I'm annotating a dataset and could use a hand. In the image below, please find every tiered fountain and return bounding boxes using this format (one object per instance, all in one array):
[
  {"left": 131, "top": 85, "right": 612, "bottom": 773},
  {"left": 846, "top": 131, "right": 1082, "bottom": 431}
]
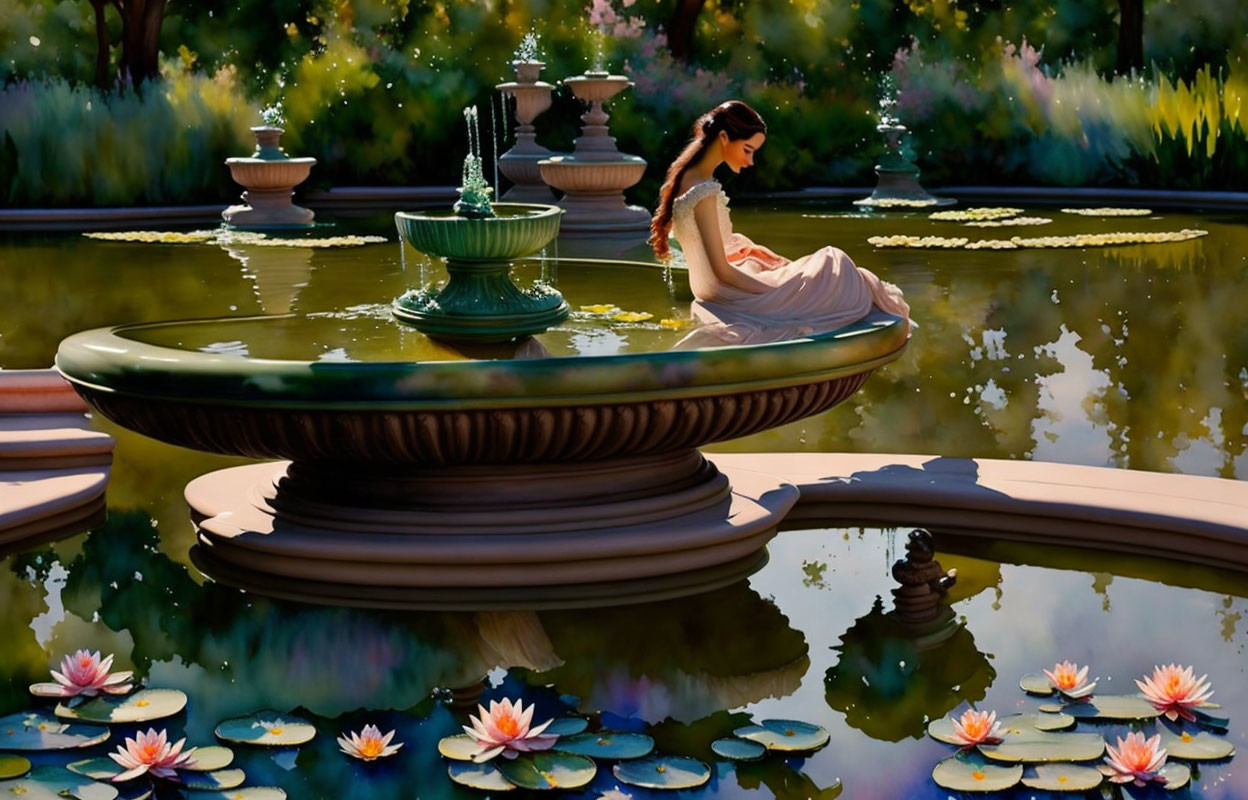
[
  {"left": 496, "top": 34, "right": 559, "bottom": 203},
  {"left": 539, "top": 58, "right": 650, "bottom": 237},
  {"left": 222, "top": 105, "right": 318, "bottom": 229},
  {"left": 392, "top": 106, "right": 569, "bottom": 343},
  {"left": 855, "top": 78, "right": 954, "bottom": 209}
]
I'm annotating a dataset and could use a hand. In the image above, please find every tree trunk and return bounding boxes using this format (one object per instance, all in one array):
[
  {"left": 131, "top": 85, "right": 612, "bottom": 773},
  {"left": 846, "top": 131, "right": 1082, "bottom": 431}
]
[
  {"left": 668, "top": 0, "right": 708, "bottom": 62},
  {"left": 114, "top": 0, "right": 166, "bottom": 89},
  {"left": 1116, "top": 0, "right": 1144, "bottom": 74},
  {"left": 90, "top": 0, "right": 110, "bottom": 89}
]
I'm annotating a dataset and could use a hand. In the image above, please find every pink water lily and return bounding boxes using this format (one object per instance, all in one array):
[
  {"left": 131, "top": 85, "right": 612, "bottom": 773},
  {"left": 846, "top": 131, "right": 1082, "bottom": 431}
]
[
  {"left": 108, "top": 728, "right": 196, "bottom": 782},
  {"left": 337, "top": 724, "right": 403, "bottom": 761},
  {"left": 1042, "top": 660, "right": 1096, "bottom": 699},
  {"left": 1136, "top": 664, "right": 1214, "bottom": 721},
  {"left": 949, "top": 709, "right": 1003, "bottom": 747},
  {"left": 463, "top": 698, "right": 557, "bottom": 762},
  {"left": 1099, "top": 731, "right": 1169, "bottom": 786},
  {"left": 30, "top": 650, "right": 133, "bottom": 698}
]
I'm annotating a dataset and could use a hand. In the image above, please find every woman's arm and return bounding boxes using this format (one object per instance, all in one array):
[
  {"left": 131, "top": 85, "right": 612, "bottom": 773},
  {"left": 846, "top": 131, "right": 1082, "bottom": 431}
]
[{"left": 692, "top": 196, "right": 770, "bottom": 294}]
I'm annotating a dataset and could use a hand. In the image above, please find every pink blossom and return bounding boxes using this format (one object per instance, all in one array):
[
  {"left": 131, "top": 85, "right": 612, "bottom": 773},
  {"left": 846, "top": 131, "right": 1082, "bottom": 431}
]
[
  {"left": 1099, "top": 732, "right": 1168, "bottom": 786},
  {"left": 1136, "top": 664, "right": 1215, "bottom": 722},
  {"left": 108, "top": 729, "right": 196, "bottom": 782},
  {"left": 463, "top": 698, "right": 558, "bottom": 762},
  {"left": 31, "top": 650, "right": 133, "bottom": 698}
]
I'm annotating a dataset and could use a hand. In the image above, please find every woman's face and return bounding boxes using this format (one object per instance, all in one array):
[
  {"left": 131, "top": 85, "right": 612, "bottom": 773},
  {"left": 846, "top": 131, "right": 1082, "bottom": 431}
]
[{"left": 720, "top": 132, "right": 766, "bottom": 173}]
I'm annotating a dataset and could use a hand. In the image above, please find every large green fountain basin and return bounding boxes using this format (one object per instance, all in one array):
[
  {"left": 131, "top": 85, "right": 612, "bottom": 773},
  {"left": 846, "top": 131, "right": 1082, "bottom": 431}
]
[
  {"left": 395, "top": 203, "right": 563, "bottom": 261},
  {"left": 55, "top": 311, "right": 908, "bottom": 465}
]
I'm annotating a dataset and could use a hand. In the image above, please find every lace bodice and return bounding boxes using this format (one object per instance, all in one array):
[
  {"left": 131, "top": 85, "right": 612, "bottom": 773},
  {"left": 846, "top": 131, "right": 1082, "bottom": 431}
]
[{"left": 670, "top": 180, "right": 734, "bottom": 300}]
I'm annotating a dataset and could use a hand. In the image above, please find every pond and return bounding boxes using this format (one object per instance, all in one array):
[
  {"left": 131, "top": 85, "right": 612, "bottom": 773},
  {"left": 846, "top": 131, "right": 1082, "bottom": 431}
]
[{"left": 1, "top": 201, "right": 1246, "bottom": 797}]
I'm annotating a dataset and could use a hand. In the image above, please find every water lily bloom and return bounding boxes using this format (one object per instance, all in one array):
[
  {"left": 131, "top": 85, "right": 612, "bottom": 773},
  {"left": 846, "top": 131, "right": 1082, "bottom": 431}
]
[
  {"left": 30, "top": 650, "right": 133, "bottom": 698},
  {"left": 108, "top": 728, "right": 196, "bottom": 782},
  {"left": 1043, "top": 661, "right": 1096, "bottom": 698},
  {"left": 1136, "top": 664, "right": 1214, "bottom": 721},
  {"left": 1099, "top": 732, "right": 1168, "bottom": 786},
  {"left": 337, "top": 724, "right": 403, "bottom": 761},
  {"left": 463, "top": 698, "right": 557, "bottom": 762},
  {"left": 949, "top": 709, "right": 1003, "bottom": 747}
]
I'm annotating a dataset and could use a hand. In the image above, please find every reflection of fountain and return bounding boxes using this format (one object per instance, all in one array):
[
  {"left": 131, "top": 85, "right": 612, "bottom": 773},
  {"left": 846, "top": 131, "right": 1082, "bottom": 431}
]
[
  {"left": 538, "top": 71, "right": 650, "bottom": 238},
  {"left": 855, "top": 78, "right": 953, "bottom": 209},
  {"left": 223, "top": 243, "right": 313, "bottom": 315},
  {"left": 497, "top": 61, "right": 559, "bottom": 203},
  {"left": 222, "top": 126, "right": 317, "bottom": 229},
  {"left": 824, "top": 529, "right": 990, "bottom": 741},
  {"left": 392, "top": 106, "right": 570, "bottom": 343}
]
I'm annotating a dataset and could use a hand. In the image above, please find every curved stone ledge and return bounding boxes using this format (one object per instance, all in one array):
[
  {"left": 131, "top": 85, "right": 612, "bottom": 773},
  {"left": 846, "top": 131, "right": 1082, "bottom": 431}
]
[{"left": 707, "top": 452, "right": 1248, "bottom": 571}]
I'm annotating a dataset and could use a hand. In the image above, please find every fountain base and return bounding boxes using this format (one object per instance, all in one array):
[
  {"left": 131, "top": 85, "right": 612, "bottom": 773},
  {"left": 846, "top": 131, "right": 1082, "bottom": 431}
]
[
  {"left": 187, "top": 450, "right": 796, "bottom": 594},
  {"left": 855, "top": 167, "right": 956, "bottom": 209}
]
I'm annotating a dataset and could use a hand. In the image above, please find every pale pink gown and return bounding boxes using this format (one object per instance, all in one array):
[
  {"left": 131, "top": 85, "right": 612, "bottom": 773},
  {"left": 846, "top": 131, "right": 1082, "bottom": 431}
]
[{"left": 670, "top": 179, "right": 912, "bottom": 346}]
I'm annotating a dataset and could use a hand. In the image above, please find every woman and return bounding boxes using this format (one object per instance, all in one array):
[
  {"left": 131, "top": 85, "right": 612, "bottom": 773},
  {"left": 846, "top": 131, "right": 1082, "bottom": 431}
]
[{"left": 650, "top": 100, "right": 912, "bottom": 346}]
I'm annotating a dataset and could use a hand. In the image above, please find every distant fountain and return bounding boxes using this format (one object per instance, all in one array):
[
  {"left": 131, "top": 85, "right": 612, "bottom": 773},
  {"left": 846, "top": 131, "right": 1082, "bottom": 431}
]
[
  {"left": 538, "top": 58, "right": 650, "bottom": 238},
  {"left": 392, "top": 106, "right": 569, "bottom": 342},
  {"left": 855, "top": 78, "right": 953, "bottom": 209},
  {"left": 223, "top": 104, "right": 318, "bottom": 228},
  {"left": 497, "top": 33, "right": 559, "bottom": 203}
]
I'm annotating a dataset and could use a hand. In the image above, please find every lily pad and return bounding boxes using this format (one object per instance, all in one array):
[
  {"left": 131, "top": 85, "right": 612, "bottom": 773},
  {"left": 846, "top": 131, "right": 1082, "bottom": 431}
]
[
  {"left": 613, "top": 756, "right": 711, "bottom": 790},
  {"left": 215, "top": 713, "right": 316, "bottom": 747},
  {"left": 437, "top": 734, "right": 481, "bottom": 762},
  {"left": 1038, "top": 703, "right": 1063, "bottom": 713},
  {"left": 0, "top": 766, "right": 119, "bottom": 800},
  {"left": 1020, "top": 674, "right": 1055, "bottom": 695},
  {"left": 185, "top": 746, "right": 235, "bottom": 771},
  {"left": 0, "top": 755, "right": 30, "bottom": 779},
  {"left": 999, "top": 712, "right": 1077, "bottom": 733},
  {"left": 932, "top": 754, "right": 1022, "bottom": 792},
  {"left": 710, "top": 738, "right": 767, "bottom": 761},
  {"left": 67, "top": 757, "right": 124, "bottom": 781},
  {"left": 542, "top": 718, "right": 588, "bottom": 737},
  {"left": 1061, "top": 695, "right": 1161, "bottom": 721},
  {"left": 182, "top": 769, "right": 246, "bottom": 791},
  {"left": 495, "top": 752, "right": 596, "bottom": 790},
  {"left": 1159, "top": 727, "right": 1235, "bottom": 760},
  {"left": 1021, "top": 763, "right": 1104, "bottom": 791},
  {"left": 0, "top": 711, "right": 110, "bottom": 750},
  {"left": 553, "top": 732, "right": 654, "bottom": 760},
  {"left": 56, "top": 689, "right": 187, "bottom": 724},
  {"left": 186, "top": 791, "right": 287, "bottom": 800},
  {"left": 1159, "top": 762, "right": 1192, "bottom": 790},
  {"left": 979, "top": 730, "right": 1105, "bottom": 763},
  {"left": 447, "top": 761, "right": 515, "bottom": 792},
  {"left": 1190, "top": 708, "right": 1231, "bottom": 730},
  {"left": 733, "top": 719, "right": 830, "bottom": 752}
]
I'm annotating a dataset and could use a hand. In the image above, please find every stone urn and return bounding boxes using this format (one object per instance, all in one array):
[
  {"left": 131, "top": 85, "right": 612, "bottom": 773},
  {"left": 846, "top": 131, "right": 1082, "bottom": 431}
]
[
  {"left": 223, "top": 126, "right": 317, "bottom": 229},
  {"left": 855, "top": 91, "right": 953, "bottom": 210},
  {"left": 538, "top": 71, "right": 650, "bottom": 237},
  {"left": 497, "top": 61, "right": 559, "bottom": 203}
]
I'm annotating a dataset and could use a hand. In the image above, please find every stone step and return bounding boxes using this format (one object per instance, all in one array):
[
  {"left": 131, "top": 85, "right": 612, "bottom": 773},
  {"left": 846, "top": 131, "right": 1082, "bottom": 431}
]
[
  {"left": 0, "top": 369, "right": 88, "bottom": 413},
  {"left": 0, "top": 467, "right": 110, "bottom": 542},
  {"left": 0, "top": 414, "right": 114, "bottom": 460}
]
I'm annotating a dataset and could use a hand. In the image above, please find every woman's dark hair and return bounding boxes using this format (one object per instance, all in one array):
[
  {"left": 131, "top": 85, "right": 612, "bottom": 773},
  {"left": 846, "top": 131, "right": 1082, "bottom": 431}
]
[{"left": 649, "top": 100, "right": 767, "bottom": 260}]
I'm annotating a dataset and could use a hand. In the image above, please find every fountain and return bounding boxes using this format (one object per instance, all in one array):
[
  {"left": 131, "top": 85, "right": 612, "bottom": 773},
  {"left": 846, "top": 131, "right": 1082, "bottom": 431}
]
[
  {"left": 855, "top": 77, "right": 954, "bottom": 209},
  {"left": 538, "top": 64, "right": 650, "bottom": 237},
  {"left": 392, "top": 106, "right": 570, "bottom": 343},
  {"left": 222, "top": 105, "right": 318, "bottom": 229},
  {"left": 496, "top": 33, "right": 559, "bottom": 203}
]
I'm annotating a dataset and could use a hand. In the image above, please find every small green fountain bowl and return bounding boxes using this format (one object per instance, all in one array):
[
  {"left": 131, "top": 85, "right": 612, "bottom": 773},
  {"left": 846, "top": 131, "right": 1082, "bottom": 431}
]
[{"left": 395, "top": 203, "right": 562, "bottom": 262}]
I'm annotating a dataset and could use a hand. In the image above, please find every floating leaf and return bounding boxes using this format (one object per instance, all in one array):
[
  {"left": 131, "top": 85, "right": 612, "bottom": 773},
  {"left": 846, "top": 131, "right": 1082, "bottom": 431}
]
[
  {"left": 495, "top": 752, "right": 596, "bottom": 790},
  {"left": 67, "top": 758, "right": 123, "bottom": 781},
  {"left": 447, "top": 761, "right": 515, "bottom": 792},
  {"left": 710, "top": 738, "right": 766, "bottom": 761},
  {"left": 55, "top": 690, "right": 187, "bottom": 724},
  {"left": 0, "top": 711, "right": 110, "bottom": 750},
  {"left": 1190, "top": 708, "right": 1230, "bottom": 730},
  {"left": 185, "top": 790, "right": 287, "bottom": 800},
  {"left": 578, "top": 304, "right": 617, "bottom": 314},
  {"left": 998, "top": 713, "right": 1076, "bottom": 733},
  {"left": 553, "top": 732, "right": 653, "bottom": 760},
  {"left": 613, "top": 756, "right": 711, "bottom": 790},
  {"left": 1159, "top": 762, "right": 1192, "bottom": 790},
  {"left": 215, "top": 713, "right": 316, "bottom": 746},
  {"left": 1020, "top": 674, "right": 1055, "bottom": 695},
  {"left": 1038, "top": 704, "right": 1063, "bottom": 713},
  {"left": 1061, "top": 695, "right": 1161, "bottom": 721},
  {"left": 1158, "top": 727, "right": 1235, "bottom": 760},
  {"left": 658, "top": 319, "right": 691, "bottom": 329},
  {"left": 0, "top": 755, "right": 30, "bottom": 779},
  {"left": 979, "top": 730, "right": 1105, "bottom": 763},
  {"left": 185, "top": 747, "right": 235, "bottom": 772},
  {"left": 437, "top": 734, "right": 481, "bottom": 762},
  {"left": 542, "top": 718, "right": 588, "bottom": 737},
  {"left": 932, "top": 753, "right": 1022, "bottom": 792},
  {"left": 182, "top": 769, "right": 246, "bottom": 791},
  {"left": 1021, "top": 763, "right": 1104, "bottom": 791},
  {"left": 611, "top": 311, "right": 654, "bottom": 323},
  {"left": 0, "top": 766, "right": 119, "bottom": 800},
  {"left": 733, "top": 719, "right": 830, "bottom": 752}
]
